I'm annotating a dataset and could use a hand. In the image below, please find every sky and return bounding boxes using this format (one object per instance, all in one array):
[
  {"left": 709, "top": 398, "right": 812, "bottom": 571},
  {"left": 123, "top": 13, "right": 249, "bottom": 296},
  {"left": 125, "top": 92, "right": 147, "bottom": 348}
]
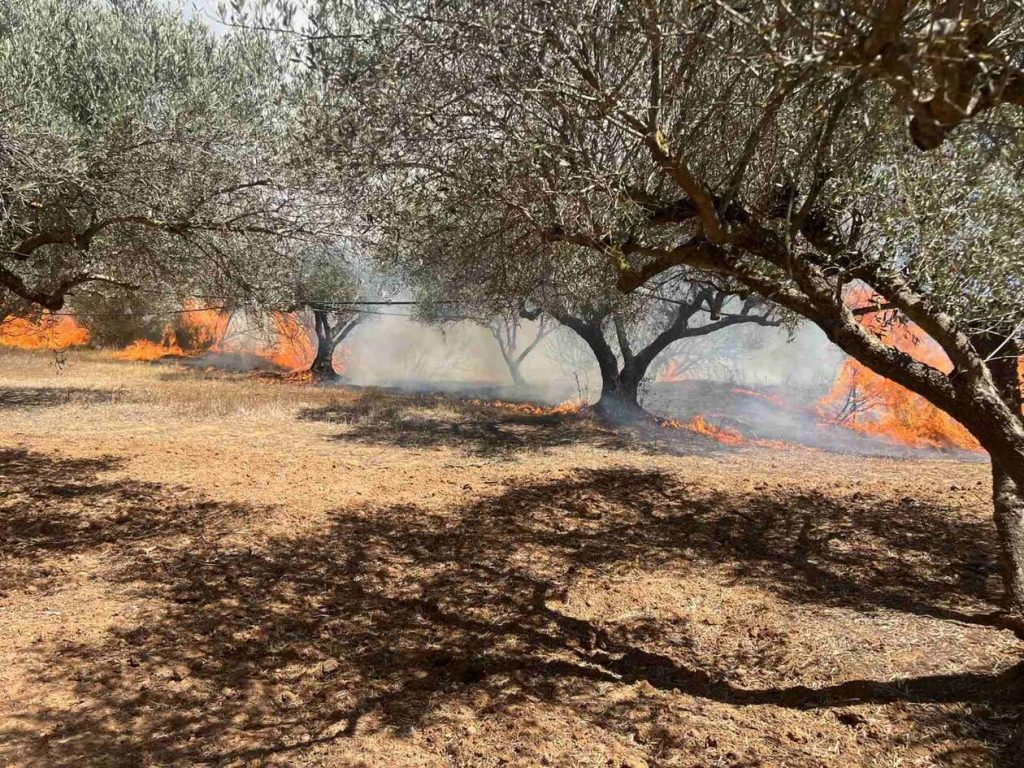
[
  {"left": 177, "top": 0, "right": 311, "bottom": 37},
  {"left": 178, "top": 0, "right": 228, "bottom": 32}
]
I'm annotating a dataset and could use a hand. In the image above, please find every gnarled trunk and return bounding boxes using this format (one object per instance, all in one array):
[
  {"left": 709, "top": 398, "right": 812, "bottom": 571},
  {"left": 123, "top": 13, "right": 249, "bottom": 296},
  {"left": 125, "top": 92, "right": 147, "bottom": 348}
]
[
  {"left": 308, "top": 341, "right": 338, "bottom": 380},
  {"left": 553, "top": 313, "right": 654, "bottom": 423},
  {"left": 308, "top": 309, "right": 340, "bottom": 381},
  {"left": 992, "top": 461, "right": 1024, "bottom": 620},
  {"left": 551, "top": 294, "right": 779, "bottom": 425},
  {"left": 563, "top": 317, "right": 648, "bottom": 422},
  {"left": 594, "top": 365, "right": 647, "bottom": 422},
  {"left": 983, "top": 350, "right": 1024, "bottom": 620}
]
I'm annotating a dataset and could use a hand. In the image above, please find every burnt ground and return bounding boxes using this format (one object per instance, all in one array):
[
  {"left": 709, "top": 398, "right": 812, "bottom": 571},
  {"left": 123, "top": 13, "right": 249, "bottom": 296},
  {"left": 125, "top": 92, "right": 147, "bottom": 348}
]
[{"left": 0, "top": 349, "right": 1021, "bottom": 767}]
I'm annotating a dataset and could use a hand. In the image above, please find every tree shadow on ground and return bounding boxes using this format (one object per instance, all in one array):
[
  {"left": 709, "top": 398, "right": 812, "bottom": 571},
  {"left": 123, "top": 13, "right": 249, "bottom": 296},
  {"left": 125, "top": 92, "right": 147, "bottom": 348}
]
[
  {"left": 297, "top": 389, "right": 719, "bottom": 458},
  {"left": 1, "top": 462, "right": 1020, "bottom": 766},
  {"left": 298, "top": 390, "right": 629, "bottom": 458},
  {"left": 0, "top": 386, "right": 123, "bottom": 410},
  {"left": 0, "top": 447, "right": 253, "bottom": 594}
]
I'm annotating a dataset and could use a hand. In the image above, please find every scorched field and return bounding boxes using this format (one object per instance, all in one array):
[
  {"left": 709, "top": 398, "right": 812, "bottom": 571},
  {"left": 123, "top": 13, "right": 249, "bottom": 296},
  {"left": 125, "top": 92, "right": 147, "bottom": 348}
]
[{"left": 0, "top": 348, "right": 1021, "bottom": 768}]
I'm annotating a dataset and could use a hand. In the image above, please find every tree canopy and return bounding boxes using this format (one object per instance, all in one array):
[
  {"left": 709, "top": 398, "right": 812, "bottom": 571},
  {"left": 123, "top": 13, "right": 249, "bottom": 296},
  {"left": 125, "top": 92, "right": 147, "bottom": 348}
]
[{"left": 0, "top": 0, "right": 346, "bottom": 314}]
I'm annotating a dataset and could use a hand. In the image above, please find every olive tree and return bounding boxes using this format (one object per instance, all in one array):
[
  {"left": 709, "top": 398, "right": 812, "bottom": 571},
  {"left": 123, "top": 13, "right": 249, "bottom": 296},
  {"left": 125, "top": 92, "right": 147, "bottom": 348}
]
[
  {"left": 289, "top": 246, "right": 374, "bottom": 380},
  {"left": 485, "top": 313, "right": 552, "bottom": 389},
  {"left": 383, "top": 195, "right": 783, "bottom": 416},
  {"left": 535, "top": 277, "right": 782, "bottom": 419},
  {"left": 390, "top": 244, "right": 553, "bottom": 388},
  {"left": 405, "top": 1, "right": 1024, "bottom": 620},
  {"left": 0, "top": 0, "right": 346, "bottom": 316},
  {"left": 424, "top": 304, "right": 553, "bottom": 389}
]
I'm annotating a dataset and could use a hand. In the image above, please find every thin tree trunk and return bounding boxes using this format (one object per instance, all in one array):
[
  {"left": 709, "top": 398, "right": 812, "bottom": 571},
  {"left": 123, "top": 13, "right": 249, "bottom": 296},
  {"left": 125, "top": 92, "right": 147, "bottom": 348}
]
[
  {"left": 494, "top": 339, "right": 526, "bottom": 387},
  {"left": 505, "top": 357, "right": 526, "bottom": 388}
]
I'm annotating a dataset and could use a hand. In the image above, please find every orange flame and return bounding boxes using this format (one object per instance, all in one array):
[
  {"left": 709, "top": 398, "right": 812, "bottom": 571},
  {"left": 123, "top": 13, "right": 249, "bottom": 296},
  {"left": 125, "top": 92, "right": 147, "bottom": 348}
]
[
  {"left": 113, "top": 304, "right": 318, "bottom": 373},
  {"left": 179, "top": 300, "right": 231, "bottom": 351},
  {"left": 0, "top": 314, "right": 90, "bottom": 350},
  {"left": 475, "top": 398, "right": 585, "bottom": 416},
  {"left": 257, "top": 313, "right": 316, "bottom": 372},
  {"left": 817, "top": 290, "right": 981, "bottom": 452},
  {"left": 657, "top": 359, "right": 688, "bottom": 382},
  {"left": 661, "top": 414, "right": 746, "bottom": 445},
  {"left": 115, "top": 324, "right": 187, "bottom": 361},
  {"left": 115, "top": 300, "right": 230, "bottom": 362},
  {"left": 659, "top": 413, "right": 796, "bottom": 450}
]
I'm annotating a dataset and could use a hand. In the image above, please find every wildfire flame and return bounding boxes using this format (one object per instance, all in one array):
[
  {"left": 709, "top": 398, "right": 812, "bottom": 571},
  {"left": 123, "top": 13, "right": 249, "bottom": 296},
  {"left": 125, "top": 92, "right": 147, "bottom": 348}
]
[
  {"left": 115, "top": 324, "right": 187, "bottom": 361},
  {"left": 817, "top": 290, "right": 981, "bottom": 452},
  {"left": 476, "top": 398, "right": 585, "bottom": 416},
  {"left": 661, "top": 414, "right": 745, "bottom": 445},
  {"left": 658, "top": 413, "right": 794, "bottom": 450},
  {"left": 657, "top": 359, "right": 688, "bottom": 382},
  {"left": 114, "top": 304, "right": 317, "bottom": 374},
  {"left": 180, "top": 301, "right": 231, "bottom": 351},
  {"left": 0, "top": 314, "right": 90, "bottom": 350},
  {"left": 115, "top": 300, "right": 229, "bottom": 362},
  {"left": 257, "top": 313, "right": 316, "bottom": 372}
]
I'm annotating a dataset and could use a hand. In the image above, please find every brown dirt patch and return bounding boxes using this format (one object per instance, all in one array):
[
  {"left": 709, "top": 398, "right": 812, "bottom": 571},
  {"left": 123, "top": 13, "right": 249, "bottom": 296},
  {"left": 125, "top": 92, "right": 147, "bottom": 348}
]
[{"left": 0, "top": 349, "right": 1020, "bottom": 767}]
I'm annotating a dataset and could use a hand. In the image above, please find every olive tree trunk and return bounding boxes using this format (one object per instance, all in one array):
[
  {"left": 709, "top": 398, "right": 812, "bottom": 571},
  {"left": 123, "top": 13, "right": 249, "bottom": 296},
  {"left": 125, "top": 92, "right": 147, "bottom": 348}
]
[
  {"left": 594, "top": 362, "right": 649, "bottom": 421},
  {"left": 504, "top": 357, "right": 527, "bottom": 388},
  {"left": 308, "top": 310, "right": 340, "bottom": 380},
  {"left": 308, "top": 340, "right": 338, "bottom": 380},
  {"left": 982, "top": 352, "right": 1024, "bottom": 620},
  {"left": 992, "top": 461, "right": 1024, "bottom": 620},
  {"left": 307, "top": 308, "right": 361, "bottom": 382}
]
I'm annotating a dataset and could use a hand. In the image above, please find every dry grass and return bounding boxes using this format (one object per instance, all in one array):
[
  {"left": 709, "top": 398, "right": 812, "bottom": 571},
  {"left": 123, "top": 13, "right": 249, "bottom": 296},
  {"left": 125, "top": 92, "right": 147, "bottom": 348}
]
[{"left": 0, "top": 349, "right": 1021, "bottom": 768}]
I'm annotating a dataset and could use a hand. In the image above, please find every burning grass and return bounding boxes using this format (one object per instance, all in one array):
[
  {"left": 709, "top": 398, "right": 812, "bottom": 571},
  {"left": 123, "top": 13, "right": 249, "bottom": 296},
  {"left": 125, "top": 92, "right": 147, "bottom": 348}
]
[
  {"left": 662, "top": 413, "right": 746, "bottom": 445},
  {"left": 114, "top": 328, "right": 188, "bottom": 361},
  {"left": 0, "top": 300, "right": 344, "bottom": 382},
  {"left": 473, "top": 397, "right": 587, "bottom": 416},
  {"left": 0, "top": 314, "right": 90, "bottom": 350},
  {"left": 0, "top": 350, "right": 1020, "bottom": 768},
  {"left": 111, "top": 303, "right": 316, "bottom": 373},
  {"left": 659, "top": 412, "right": 796, "bottom": 451}
]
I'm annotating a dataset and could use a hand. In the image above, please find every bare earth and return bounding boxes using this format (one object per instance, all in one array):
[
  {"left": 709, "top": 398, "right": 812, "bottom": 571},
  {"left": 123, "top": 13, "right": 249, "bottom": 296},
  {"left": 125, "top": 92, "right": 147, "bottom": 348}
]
[{"left": 1, "top": 348, "right": 1021, "bottom": 768}]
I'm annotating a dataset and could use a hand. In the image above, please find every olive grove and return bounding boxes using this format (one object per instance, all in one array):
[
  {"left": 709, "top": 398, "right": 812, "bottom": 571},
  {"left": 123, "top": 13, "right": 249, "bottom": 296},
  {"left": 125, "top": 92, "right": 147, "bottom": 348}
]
[{"left": 246, "top": 0, "right": 1024, "bottom": 620}]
